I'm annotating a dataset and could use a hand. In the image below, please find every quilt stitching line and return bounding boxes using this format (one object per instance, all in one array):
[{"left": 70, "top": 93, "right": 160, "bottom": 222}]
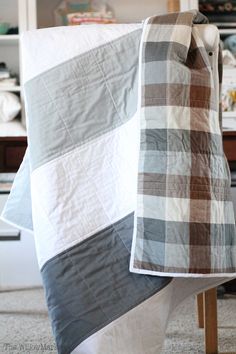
[
  {"left": 40, "top": 76, "right": 76, "bottom": 147},
  {"left": 66, "top": 277, "right": 173, "bottom": 354},
  {"left": 40, "top": 213, "right": 134, "bottom": 272},
  {"left": 31, "top": 114, "right": 137, "bottom": 176},
  {"left": 24, "top": 28, "right": 142, "bottom": 84},
  {"left": 86, "top": 39, "right": 125, "bottom": 126}
]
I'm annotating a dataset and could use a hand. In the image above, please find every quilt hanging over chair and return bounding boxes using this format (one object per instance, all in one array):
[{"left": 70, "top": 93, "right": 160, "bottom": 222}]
[{"left": 1, "top": 9, "right": 235, "bottom": 354}]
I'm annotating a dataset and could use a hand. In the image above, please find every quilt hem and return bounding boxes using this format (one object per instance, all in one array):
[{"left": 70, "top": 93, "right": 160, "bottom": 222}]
[{"left": 130, "top": 265, "right": 236, "bottom": 278}]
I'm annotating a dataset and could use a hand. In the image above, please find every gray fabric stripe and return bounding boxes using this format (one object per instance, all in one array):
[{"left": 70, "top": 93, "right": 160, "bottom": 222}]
[
  {"left": 25, "top": 29, "right": 141, "bottom": 171},
  {"left": 139, "top": 150, "right": 169, "bottom": 174},
  {"left": 41, "top": 213, "right": 171, "bottom": 354},
  {"left": 143, "top": 60, "right": 190, "bottom": 85},
  {"left": 140, "top": 128, "right": 223, "bottom": 155},
  {"left": 138, "top": 173, "right": 231, "bottom": 200},
  {"left": 143, "top": 42, "right": 188, "bottom": 63},
  {"left": 138, "top": 217, "right": 236, "bottom": 245},
  {"left": 149, "top": 11, "right": 197, "bottom": 25},
  {"left": 142, "top": 83, "right": 217, "bottom": 110},
  {"left": 140, "top": 128, "right": 167, "bottom": 151},
  {"left": 139, "top": 184, "right": 231, "bottom": 200}
]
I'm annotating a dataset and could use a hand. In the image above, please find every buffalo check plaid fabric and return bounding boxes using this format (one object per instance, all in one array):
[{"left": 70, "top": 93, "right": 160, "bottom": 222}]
[{"left": 130, "top": 10, "right": 236, "bottom": 277}]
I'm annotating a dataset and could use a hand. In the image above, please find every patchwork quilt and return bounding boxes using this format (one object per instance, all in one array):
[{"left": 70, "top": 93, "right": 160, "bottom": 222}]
[
  {"left": 130, "top": 11, "right": 236, "bottom": 276},
  {"left": 1, "top": 10, "right": 235, "bottom": 354}
]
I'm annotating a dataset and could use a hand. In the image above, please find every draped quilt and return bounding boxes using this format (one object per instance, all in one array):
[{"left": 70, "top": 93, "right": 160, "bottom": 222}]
[
  {"left": 130, "top": 11, "right": 236, "bottom": 276},
  {"left": 1, "top": 10, "right": 236, "bottom": 354}
]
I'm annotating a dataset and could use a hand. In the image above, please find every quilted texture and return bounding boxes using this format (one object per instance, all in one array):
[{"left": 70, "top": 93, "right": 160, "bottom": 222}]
[{"left": 130, "top": 11, "right": 236, "bottom": 276}]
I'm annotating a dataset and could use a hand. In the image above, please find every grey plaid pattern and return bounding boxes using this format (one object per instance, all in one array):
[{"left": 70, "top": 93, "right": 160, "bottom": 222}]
[{"left": 130, "top": 11, "right": 236, "bottom": 276}]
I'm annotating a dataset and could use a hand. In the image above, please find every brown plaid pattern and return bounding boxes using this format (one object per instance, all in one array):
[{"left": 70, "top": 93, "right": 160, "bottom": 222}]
[{"left": 130, "top": 10, "right": 236, "bottom": 275}]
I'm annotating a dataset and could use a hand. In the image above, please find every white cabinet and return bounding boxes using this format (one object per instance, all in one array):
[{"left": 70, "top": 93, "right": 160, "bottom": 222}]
[{"left": 0, "top": 192, "right": 42, "bottom": 289}]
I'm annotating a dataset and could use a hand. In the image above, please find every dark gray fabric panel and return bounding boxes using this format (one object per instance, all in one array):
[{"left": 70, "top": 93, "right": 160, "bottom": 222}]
[
  {"left": 137, "top": 217, "right": 191, "bottom": 244},
  {"left": 140, "top": 128, "right": 223, "bottom": 155},
  {"left": 41, "top": 213, "right": 172, "bottom": 354},
  {"left": 24, "top": 29, "right": 141, "bottom": 171},
  {"left": 143, "top": 41, "right": 188, "bottom": 63},
  {"left": 140, "top": 129, "right": 167, "bottom": 151}
]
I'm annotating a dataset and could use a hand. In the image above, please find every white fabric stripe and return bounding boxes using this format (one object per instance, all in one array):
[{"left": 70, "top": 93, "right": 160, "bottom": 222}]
[
  {"left": 137, "top": 195, "right": 235, "bottom": 225},
  {"left": 141, "top": 107, "right": 221, "bottom": 134},
  {"left": 140, "top": 106, "right": 167, "bottom": 130},
  {"left": 170, "top": 24, "right": 192, "bottom": 47},
  {"left": 21, "top": 24, "right": 141, "bottom": 83},
  {"left": 137, "top": 195, "right": 190, "bottom": 222},
  {"left": 31, "top": 113, "right": 139, "bottom": 269},
  {"left": 72, "top": 277, "right": 228, "bottom": 354},
  {"left": 143, "top": 24, "right": 190, "bottom": 46},
  {"left": 72, "top": 280, "right": 173, "bottom": 354},
  {"left": 192, "top": 25, "right": 219, "bottom": 52}
]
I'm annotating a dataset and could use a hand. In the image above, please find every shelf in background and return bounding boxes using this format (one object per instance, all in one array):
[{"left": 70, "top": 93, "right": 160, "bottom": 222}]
[
  {"left": 0, "top": 86, "right": 21, "bottom": 92},
  {"left": 223, "top": 112, "right": 236, "bottom": 132},
  {"left": 0, "top": 173, "right": 15, "bottom": 193},
  {"left": 223, "top": 66, "right": 236, "bottom": 72},
  {"left": 0, "top": 35, "right": 19, "bottom": 44},
  {"left": 0, "top": 134, "right": 27, "bottom": 173},
  {"left": 219, "top": 29, "right": 236, "bottom": 35},
  {"left": 0, "top": 120, "right": 27, "bottom": 138}
]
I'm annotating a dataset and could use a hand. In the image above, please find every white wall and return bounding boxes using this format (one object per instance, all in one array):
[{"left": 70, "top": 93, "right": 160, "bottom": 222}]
[
  {"left": 0, "top": 0, "right": 19, "bottom": 27},
  {"left": 0, "top": 0, "right": 20, "bottom": 76}
]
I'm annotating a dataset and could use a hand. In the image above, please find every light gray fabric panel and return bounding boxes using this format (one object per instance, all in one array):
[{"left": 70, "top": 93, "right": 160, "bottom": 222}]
[
  {"left": 41, "top": 213, "right": 171, "bottom": 354},
  {"left": 1, "top": 149, "right": 33, "bottom": 232},
  {"left": 143, "top": 61, "right": 190, "bottom": 85},
  {"left": 24, "top": 30, "right": 141, "bottom": 171}
]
